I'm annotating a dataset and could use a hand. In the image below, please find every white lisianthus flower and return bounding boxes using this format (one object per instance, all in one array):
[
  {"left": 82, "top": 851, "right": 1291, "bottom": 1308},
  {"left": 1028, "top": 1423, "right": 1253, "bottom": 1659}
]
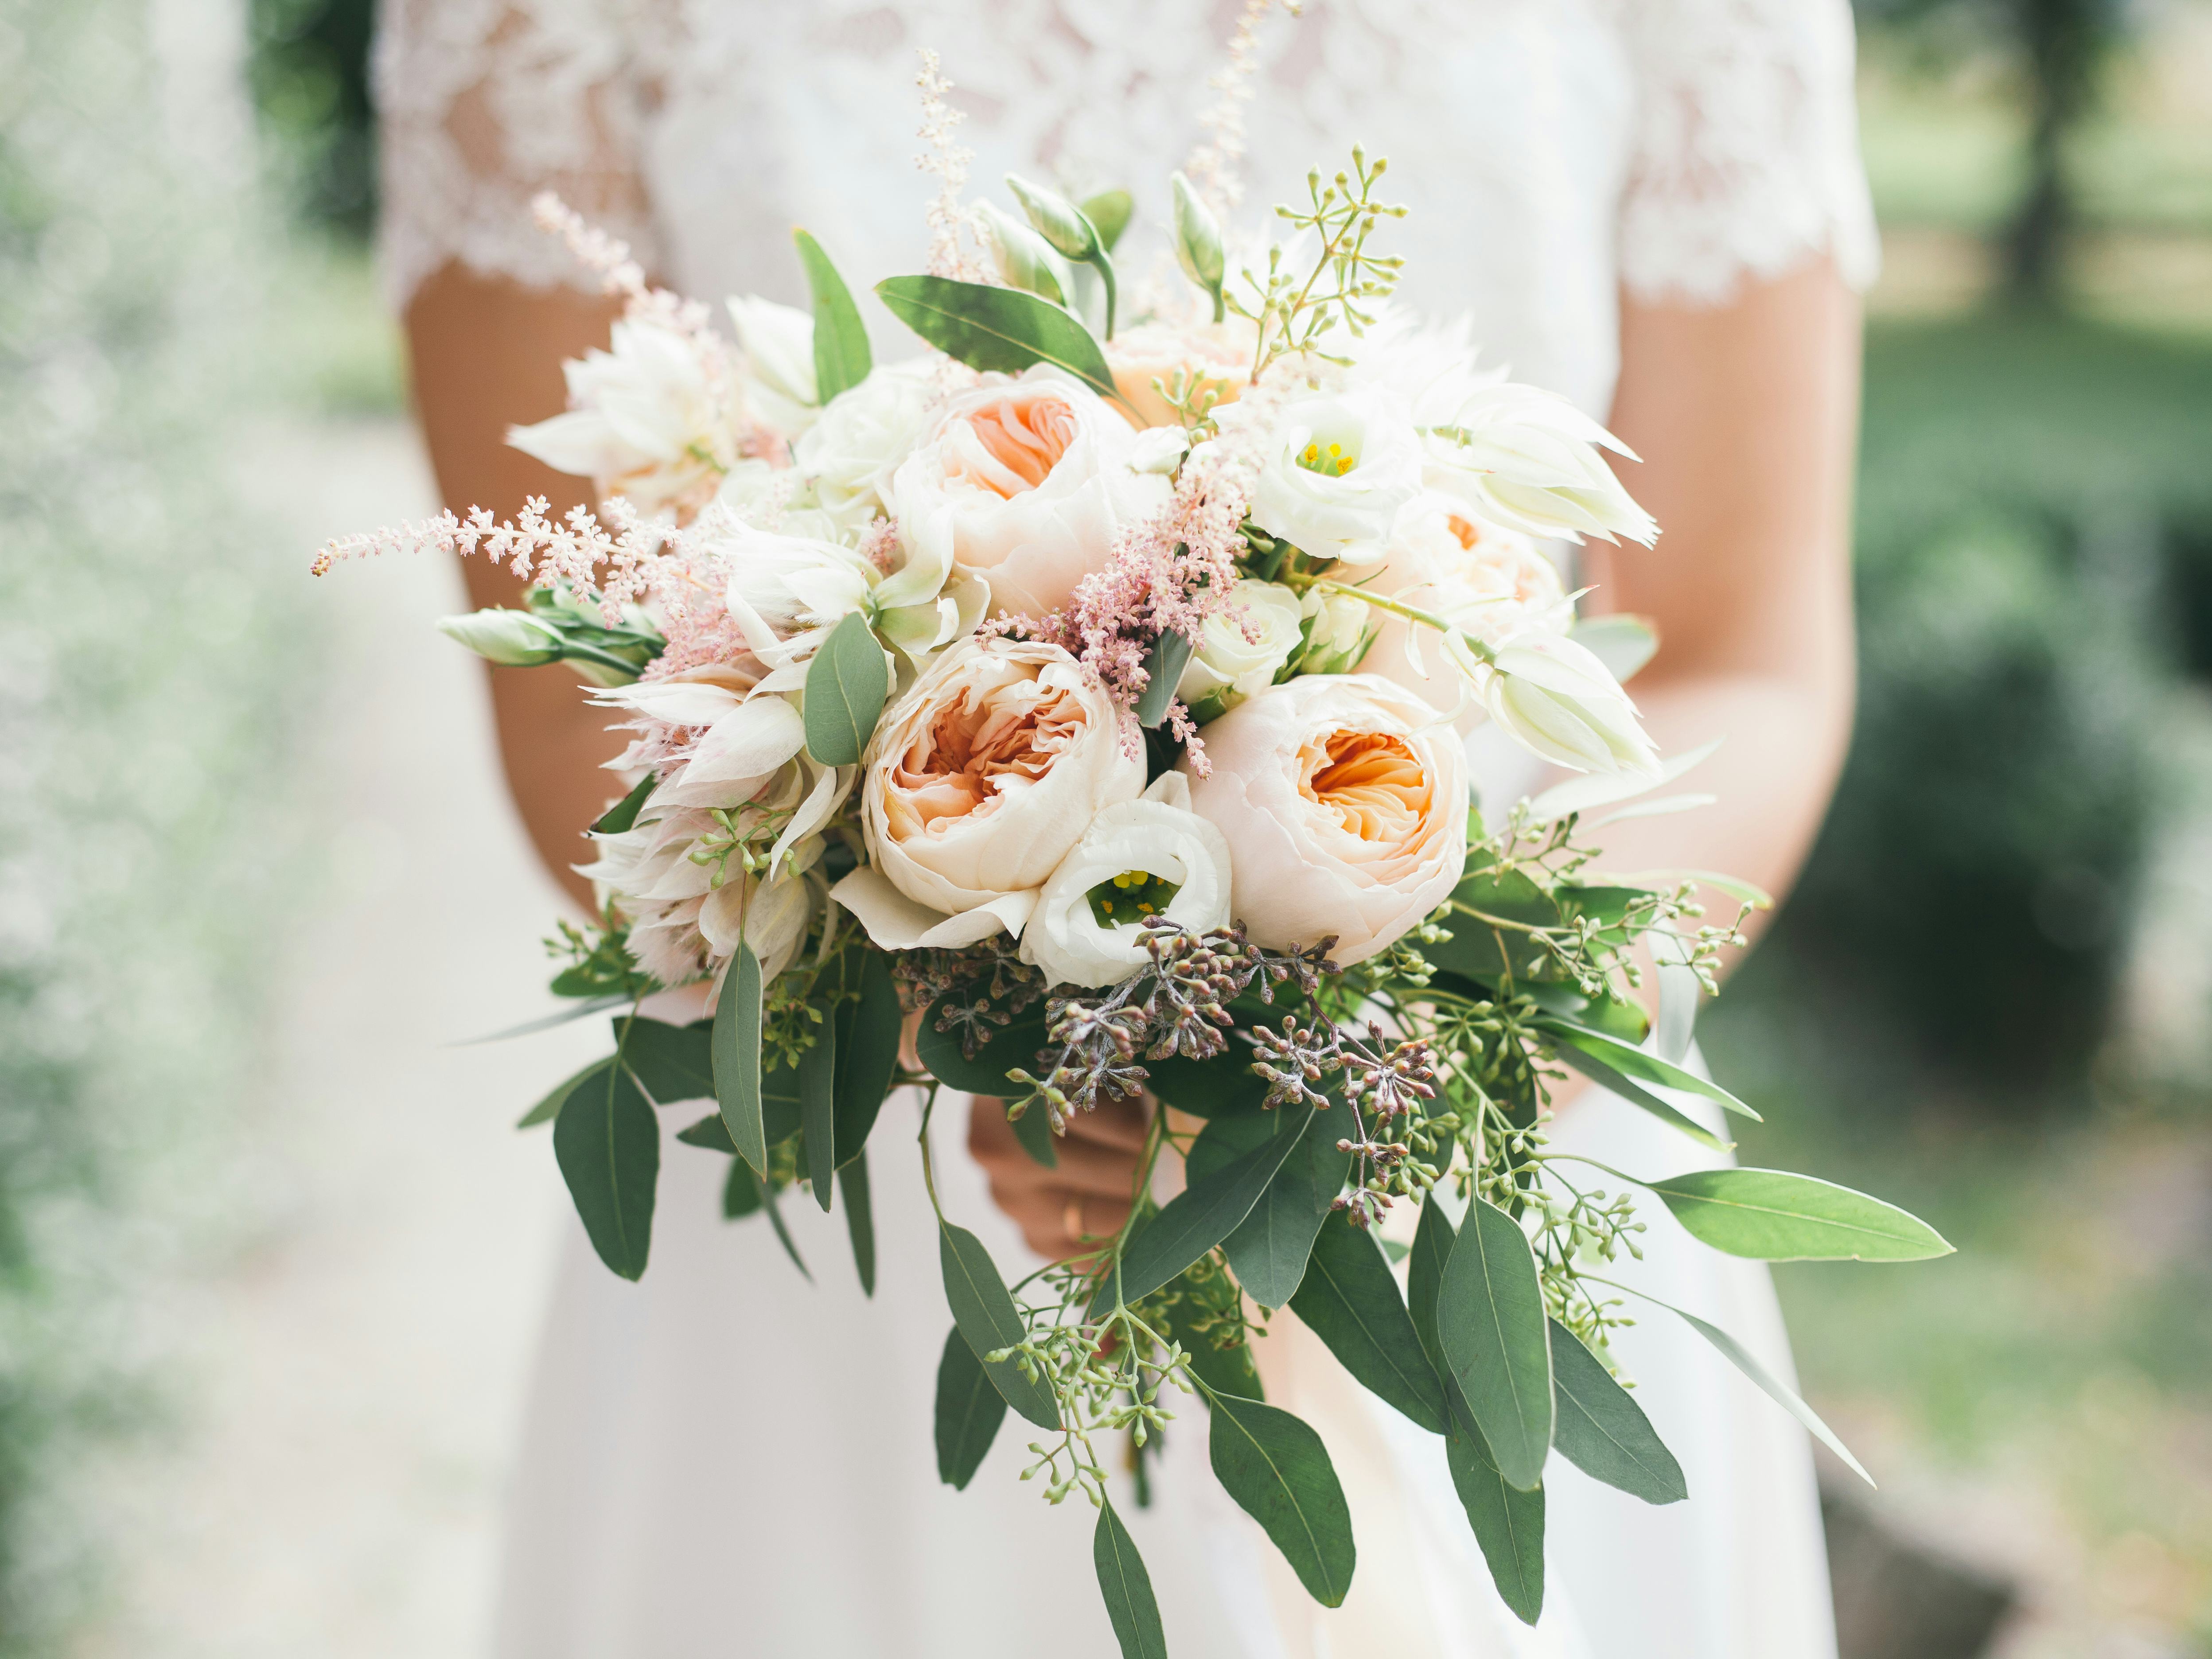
[
  {"left": 507, "top": 318, "right": 722, "bottom": 518},
  {"left": 833, "top": 635, "right": 1146, "bottom": 949},
  {"left": 727, "top": 295, "right": 818, "bottom": 436},
  {"left": 792, "top": 360, "right": 936, "bottom": 532},
  {"left": 1360, "top": 496, "right": 1571, "bottom": 727},
  {"left": 1179, "top": 675, "right": 1468, "bottom": 965},
  {"left": 1482, "top": 634, "right": 1659, "bottom": 776},
  {"left": 1243, "top": 387, "right": 1424, "bottom": 565},
  {"left": 890, "top": 369, "right": 1169, "bottom": 620},
  {"left": 1021, "top": 773, "right": 1233, "bottom": 989},
  {"left": 1420, "top": 382, "right": 1657, "bottom": 546},
  {"left": 1176, "top": 579, "right": 1302, "bottom": 717}
]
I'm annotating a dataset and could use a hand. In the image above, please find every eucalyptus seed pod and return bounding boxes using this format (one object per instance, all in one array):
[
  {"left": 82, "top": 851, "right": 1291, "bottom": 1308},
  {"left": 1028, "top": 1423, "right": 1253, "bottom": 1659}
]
[
  {"left": 1169, "top": 171, "right": 1226, "bottom": 304},
  {"left": 1003, "top": 173, "right": 1098, "bottom": 261},
  {"left": 974, "top": 199, "right": 1069, "bottom": 304}
]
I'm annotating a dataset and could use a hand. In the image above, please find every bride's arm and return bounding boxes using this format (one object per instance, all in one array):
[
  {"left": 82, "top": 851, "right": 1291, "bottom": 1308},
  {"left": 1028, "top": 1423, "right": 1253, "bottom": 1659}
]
[
  {"left": 406, "top": 267, "right": 627, "bottom": 913},
  {"left": 1577, "top": 255, "right": 1863, "bottom": 948}
]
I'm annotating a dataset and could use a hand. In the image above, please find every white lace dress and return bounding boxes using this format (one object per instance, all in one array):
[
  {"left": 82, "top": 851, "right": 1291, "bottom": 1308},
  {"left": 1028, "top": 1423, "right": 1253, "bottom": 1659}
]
[{"left": 374, "top": 4, "right": 1879, "bottom": 1653}]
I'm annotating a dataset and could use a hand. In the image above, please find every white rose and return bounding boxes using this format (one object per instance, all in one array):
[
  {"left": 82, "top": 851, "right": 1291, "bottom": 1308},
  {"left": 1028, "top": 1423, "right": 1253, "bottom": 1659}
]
[
  {"left": 1176, "top": 579, "right": 1302, "bottom": 717},
  {"left": 1419, "top": 382, "right": 1656, "bottom": 546},
  {"left": 793, "top": 360, "right": 937, "bottom": 532},
  {"left": 1179, "top": 674, "right": 1468, "bottom": 966},
  {"left": 1243, "top": 387, "right": 1424, "bottom": 565},
  {"left": 727, "top": 295, "right": 818, "bottom": 436},
  {"left": 1360, "top": 496, "right": 1570, "bottom": 727},
  {"left": 507, "top": 318, "right": 722, "bottom": 518},
  {"left": 1021, "top": 773, "right": 1233, "bottom": 989},
  {"left": 832, "top": 635, "right": 1146, "bottom": 949},
  {"left": 889, "top": 369, "right": 1169, "bottom": 620}
]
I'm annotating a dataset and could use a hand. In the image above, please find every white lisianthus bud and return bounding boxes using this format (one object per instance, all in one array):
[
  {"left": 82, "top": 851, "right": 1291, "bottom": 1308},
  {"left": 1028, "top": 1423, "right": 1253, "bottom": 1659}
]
[
  {"left": 436, "top": 608, "right": 563, "bottom": 667},
  {"left": 976, "top": 200, "right": 1071, "bottom": 305},
  {"left": 1296, "top": 587, "right": 1377, "bottom": 678},
  {"left": 1022, "top": 774, "right": 1233, "bottom": 988},
  {"left": 1004, "top": 174, "right": 1099, "bottom": 262},
  {"left": 1125, "top": 425, "right": 1190, "bottom": 475},
  {"left": 1482, "top": 635, "right": 1659, "bottom": 776},
  {"left": 1177, "top": 579, "right": 1303, "bottom": 717},
  {"left": 1170, "top": 171, "right": 1226, "bottom": 315}
]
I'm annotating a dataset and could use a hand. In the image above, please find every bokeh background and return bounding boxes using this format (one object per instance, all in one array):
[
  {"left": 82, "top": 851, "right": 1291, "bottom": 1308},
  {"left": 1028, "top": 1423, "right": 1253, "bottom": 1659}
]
[{"left": 3, "top": 1, "right": 2210, "bottom": 1654}]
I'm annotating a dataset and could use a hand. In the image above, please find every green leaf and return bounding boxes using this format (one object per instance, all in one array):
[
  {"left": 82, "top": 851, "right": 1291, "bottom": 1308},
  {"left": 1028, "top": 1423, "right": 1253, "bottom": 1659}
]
[
  {"left": 832, "top": 951, "right": 902, "bottom": 1164},
  {"left": 918, "top": 997, "right": 1049, "bottom": 1095},
  {"left": 933, "top": 1324, "right": 1005, "bottom": 1489},
  {"left": 792, "top": 228, "right": 872, "bottom": 403},
  {"left": 939, "top": 1223, "right": 1060, "bottom": 1429},
  {"left": 518, "top": 1055, "right": 610, "bottom": 1129},
  {"left": 840, "top": 1153, "right": 876, "bottom": 1295},
  {"left": 1438, "top": 1197, "right": 1554, "bottom": 1491},
  {"left": 803, "top": 610, "right": 890, "bottom": 767},
  {"left": 552, "top": 1059, "right": 660, "bottom": 1280},
  {"left": 1206, "top": 1393, "right": 1356, "bottom": 1608},
  {"left": 1157, "top": 1273, "right": 1265, "bottom": 1401},
  {"left": 713, "top": 944, "right": 767, "bottom": 1178},
  {"left": 1133, "top": 629, "right": 1196, "bottom": 728},
  {"left": 677, "top": 1111, "right": 736, "bottom": 1153},
  {"left": 1429, "top": 866, "right": 1560, "bottom": 985},
  {"left": 1079, "top": 189, "right": 1134, "bottom": 253},
  {"left": 1219, "top": 1114, "right": 1348, "bottom": 1309},
  {"left": 1106, "top": 1106, "right": 1316, "bottom": 1308},
  {"left": 721, "top": 1154, "right": 764, "bottom": 1219},
  {"left": 1647, "top": 1168, "right": 1954, "bottom": 1262},
  {"left": 875, "top": 274, "right": 1119, "bottom": 404},
  {"left": 1534, "top": 1018, "right": 1760, "bottom": 1122},
  {"left": 758, "top": 1170, "right": 811, "bottom": 1280},
  {"left": 1145, "top": 1049, "right": 1271, "bottom": 1119},
  {"left": 1444, "top": 1408, "right": 1546, "bottom": 1626},
  {"left": 799, "top": 1005, "right": 838, "bottom": 1211},
  {"left": 1547, "top": 1318, "right": 1685, "bottom": 1504},
  {"left": 1290, "top": 1211, "right": 1447, "bottom": 1433},
  {"left": 1656, "top": 1296, "right": 1874, "bottom": 1486},
  {"left": 1550, "top": 1043, "right": 1728, "bottom": 1152},
  {"left": 1409, "top": 1200, "right": 1546, "bottom": 1623},
  {"left": 614, "top": 1015, "right": 713, "bottom": 1105},
  {"left": 1009, "top": 1099, "right": 1058, "bottom": 1167},
  {"left": 1520, "top": 981, "right": 1648, "bottom": 1045},
  {"left": 591, "top": 771, "right": 655, "bottom": 834},
  {"left": 1093, "top": 1499, "right": 1168, "bottom": 1659}
]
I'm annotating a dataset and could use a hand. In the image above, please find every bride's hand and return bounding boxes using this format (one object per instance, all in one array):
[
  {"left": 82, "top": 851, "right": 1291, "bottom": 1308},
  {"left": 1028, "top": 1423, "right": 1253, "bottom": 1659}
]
[{"left": 968, "top": 1092, "right": 1149, "bottom": 1261}]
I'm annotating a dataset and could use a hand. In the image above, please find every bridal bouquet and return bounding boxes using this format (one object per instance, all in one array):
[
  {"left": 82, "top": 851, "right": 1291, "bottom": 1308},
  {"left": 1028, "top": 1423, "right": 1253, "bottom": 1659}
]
[{"left": 320, "top": 54, "right": 1947, "bottom": 1649}]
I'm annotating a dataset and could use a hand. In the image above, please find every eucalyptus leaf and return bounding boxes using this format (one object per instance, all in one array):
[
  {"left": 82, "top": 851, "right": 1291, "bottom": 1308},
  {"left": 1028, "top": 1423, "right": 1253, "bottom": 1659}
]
[
  {"left": 1080, "top": 189, "right": 1135, "bottom": 253},
  {"left": 1647, "top": 1168, "right": 1954, "bottom": 1262},
  {"left": 1009, "top": 1100, "right": 1059, "bottom": 1168},
  {"left": 552, "top": 1059, "right": 660, "bottom": 1281},
  {"left": 713, "top": 944, "right": 767, "bottom": 1177},
  {"left": 1093, "top": 1499, "right": 1168, "bottom": 1659},
  {"left": 833, "top": 951, "right": 902, "bottom": 1164},
  {"left": 1547, "top": 1318, "right": 1686, "bottom": 1504},
  {"left": 792, "top": 227, "right": 872, "bottom": 402},
  {"left": 1104, "top": 1106, "right": 1316, "bottom": 1309},
  {"left": 1133, "top": 630, "right": 1196, "bottom": 728},
  {"left": 590, "top": 771, "right": 655, "bottom": 834},
  {"left": 1290, "top": 1212, "right": 1447, "bottom": 1432},
  {"left": 1406, "top": 1194, "right": 1456, "bottom": 1367},
  {"left": 1444, "top": 1408, "right": 1546, "bottom": 1627},
  {"left": 614, "top": 1015, "right": 713, "bottom": 1105},
  {"left": 1219, "top": 1114, "right": 1348, "bottom": 1309},
  {"left": 677, "top": 1112, "right": 736, "bottom": 1153},
  {"left": 939, "top": 1223, "right": 1060, "bottom": 1429},
  {"left": 1534, "top": 1019, "right": 1760, "bottom": 1121},
  {"left": 1429, "top": 866, "right": 1560, "bottom": 985},
  {"left": 841, "top": 1153, "right": 876, "bottom": 1295},
  {"left": 933, "top": 1324, "right": 1005, "bottom": 1490},
  {"left": 518, "top": 1055, "right": 611, "bottom": 1129},
  {"left": 803, "top": 610, "right": 890, "bottom": 767},
  {"left": 876, "top": 274, "right": 1119, "bottom": 404},
  {"left": 1550, "top": 1043, "right": 1728, "bottom": 1152},
  {"left": 799, "top": 1003, "right": 838, "bottom": 1211},
  {"left": 919, "top": 997, "right": 1050, "bottom": 1095},
  {"left": 722, "top": 1155, "right": 764, "bottom": 1219},
  {"left": 1659, "top": 1297, "right": 1873, "bottom": 1485},
  {"left": 759, "top": 1170, "right": 811, "bottom": 1281},
  {"left": 1206, "top": 1393, "right": 1356, "bottom": 1608},
  {"left": 1438, "top": 1196, "right": 1554, "bottom": 1491},
  {"left": 1145, "top": 1049, "right": 1271, "bottom": 1119}
]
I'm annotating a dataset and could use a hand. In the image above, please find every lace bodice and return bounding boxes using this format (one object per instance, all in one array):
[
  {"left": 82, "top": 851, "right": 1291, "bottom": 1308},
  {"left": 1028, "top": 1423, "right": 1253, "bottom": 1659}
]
[{"left": 374, "top": 0, "right": 1877, "bottom": 419}]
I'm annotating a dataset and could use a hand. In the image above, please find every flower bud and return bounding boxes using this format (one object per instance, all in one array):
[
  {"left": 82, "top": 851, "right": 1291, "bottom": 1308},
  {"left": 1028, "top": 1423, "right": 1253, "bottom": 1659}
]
[
  {"left": 1483, "top": 635, "right": 1659, "bottom": 776},
  {"left": 436, "top": 608, "right": 563, "bottom": 667},
  {"left": 1004, "top": 174, "right": 1099, "bottom": 262},
  {"left": 977, "top": 201, "right": 1071, "bottom": 305},
  {"left": 1293, "top": 588, "right": 1377, "bottom": 678},
  {"left": 1170, "top": 171, "right": 1225, "bottom": 303}
]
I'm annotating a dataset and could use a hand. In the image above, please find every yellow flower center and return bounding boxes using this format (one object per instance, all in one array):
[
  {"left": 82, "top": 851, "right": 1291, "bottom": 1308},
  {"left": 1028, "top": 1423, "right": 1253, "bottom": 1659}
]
[
  {"left": 1296, "top": 439, "right": 1356, "bottom": 479},
  {"left": 1087, "top": 868, "right": 1182, "bottom": 926}
]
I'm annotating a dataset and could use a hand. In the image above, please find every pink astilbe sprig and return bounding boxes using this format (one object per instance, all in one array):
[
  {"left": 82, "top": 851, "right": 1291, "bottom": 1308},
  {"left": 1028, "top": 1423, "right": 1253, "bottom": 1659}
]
[
  {"left": 1184, "top": 0, "right": 1296, "bottom": 218},
  {"left": 531, "top": 192, "right": 717, "bottom": 349},
  {"left": 914, "top": 50, "right": 988, "bottom": 281}
]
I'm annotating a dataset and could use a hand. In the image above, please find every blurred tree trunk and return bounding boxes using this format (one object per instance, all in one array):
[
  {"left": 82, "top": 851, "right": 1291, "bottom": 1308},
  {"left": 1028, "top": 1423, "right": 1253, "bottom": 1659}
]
[{"left": 1999, "top": 0, "right": 2117, "bottom": 305}]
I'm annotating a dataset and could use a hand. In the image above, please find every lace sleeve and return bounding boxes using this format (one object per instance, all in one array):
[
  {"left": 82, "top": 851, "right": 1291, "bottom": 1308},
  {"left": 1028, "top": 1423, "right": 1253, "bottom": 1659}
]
[
  {"left": 371, "top": 0, "right": 667, "bottom": 312},
  {"left": 1613, "top": 0, "right": 1880, "bottom": 308}
]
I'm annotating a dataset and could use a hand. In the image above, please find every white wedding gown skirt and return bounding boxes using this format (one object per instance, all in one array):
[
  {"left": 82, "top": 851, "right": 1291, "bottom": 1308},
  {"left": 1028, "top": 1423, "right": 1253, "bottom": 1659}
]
[{"left": 491, "top": 1073, "right": 1835, "bottom": 1659}]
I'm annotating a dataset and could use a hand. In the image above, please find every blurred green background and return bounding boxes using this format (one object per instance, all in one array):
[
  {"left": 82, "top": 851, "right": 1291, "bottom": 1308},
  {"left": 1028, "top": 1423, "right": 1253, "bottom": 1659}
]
[{"left": 3, "top": 0, "right": 2210, "bottom": 1653}]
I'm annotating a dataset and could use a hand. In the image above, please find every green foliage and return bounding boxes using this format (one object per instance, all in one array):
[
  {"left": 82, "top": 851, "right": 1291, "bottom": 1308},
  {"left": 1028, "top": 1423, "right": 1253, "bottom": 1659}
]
[
  {"left": 1546, "top": 1319, "right": 1686, "bottom": 1505},
  {"left": 791, "top": 229, "right": 872, "bottom": 403},
  {"left": 802, "top": 610, "right": 890, "bottom": 766},
  {"left": 1205, "top": 1394, "right": 1356, "bottom": 1608},
  {"left": 1289, "top": 1213, "right": 1447, "bottom": 1433},
  {"left": 1437, "top": 1197, "right": 1554, "bottom": 1492},
  {"left": 933, "top": 1325, "right": 1005, "bottom": 1491},
  {"left": 1647, "top": 1167, "right": 1955, "bottom": 1262},
  {"left": 939, "top": 1224, "right": 1062, "bottom": 1429},
  {"left": 713, "top": 944, "right": 767, "bottom": 1177},
  {"left": 1442, "top": 1414, "right": 1546, "bottom": 1627},
  {"left": 552, "top": 1061, "right": 660, "bottom": 1281},
  {"left": 839, "top": 1155, "right": 876, "bottom": 1294},
  {"left": 546, "top": 916, "right": 655, "bottom": 1001},
  {"left": 875, "top": 275, "right": 1120, "bottom": 403},
  {"left": 1107, "top": 1106, "right": 1316, "bottom": 1306},
  {"left": 830, "top": 953, "right": 902, "bottom": 1164},
  {"left": 1093, "top": 1500, "right": 1168, "bottom": 1659}
]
